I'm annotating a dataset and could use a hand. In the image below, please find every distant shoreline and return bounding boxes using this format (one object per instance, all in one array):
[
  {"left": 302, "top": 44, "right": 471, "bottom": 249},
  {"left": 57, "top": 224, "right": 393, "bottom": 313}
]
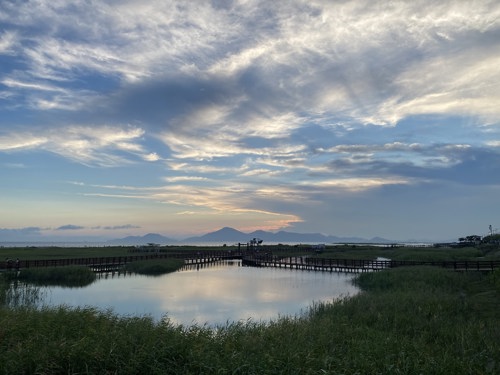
[{"left": 0, "top": 241, "right": 434, "bottom": 248}]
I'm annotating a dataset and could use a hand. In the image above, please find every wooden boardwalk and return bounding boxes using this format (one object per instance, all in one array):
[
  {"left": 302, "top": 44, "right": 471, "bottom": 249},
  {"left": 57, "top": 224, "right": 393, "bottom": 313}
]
[
  {"left": 242, "top": 255, "right": 500, "bottom": 273},
  {"left": 0, "top": 250, "right": 245, "bottom": 273},
  {"left": 1, "top": 251, "right": 499, "bottom": 273}
]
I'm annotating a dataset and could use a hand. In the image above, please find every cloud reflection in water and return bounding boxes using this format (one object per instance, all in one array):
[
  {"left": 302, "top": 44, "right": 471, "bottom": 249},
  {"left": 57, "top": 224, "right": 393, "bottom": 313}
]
[{"left": 44, "top": 261, "right": 359, "bottom": 326}]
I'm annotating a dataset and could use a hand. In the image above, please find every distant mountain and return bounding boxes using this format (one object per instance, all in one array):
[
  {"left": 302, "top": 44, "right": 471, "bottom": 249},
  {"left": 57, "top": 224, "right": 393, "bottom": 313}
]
[
  {"left": 108, "top": 227, "right": 394, "bottom": 245},
  {"left": 107, "top": 233, "right": 178, "bottom": 245},
  {"left": 182, "top": 227, "right": 245, "bottom": 243},
  {"left": 180, "top": 227, "right": 392, "bottom": 244}
]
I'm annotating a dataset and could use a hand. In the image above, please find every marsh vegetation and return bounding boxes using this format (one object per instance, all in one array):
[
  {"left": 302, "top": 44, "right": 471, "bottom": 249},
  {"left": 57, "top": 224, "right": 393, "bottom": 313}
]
[
  {"left": 0, "top": 245, "right": 499, "bottom": 373},
  {"left": 0, "top": 265, "right": 498, "bottom": 373},
  {"left": 16, "top": 265, "right": 97, "bottom": 287}
]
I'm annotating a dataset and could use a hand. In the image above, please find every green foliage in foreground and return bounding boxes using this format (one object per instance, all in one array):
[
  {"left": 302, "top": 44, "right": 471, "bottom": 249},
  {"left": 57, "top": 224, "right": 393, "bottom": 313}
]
[
  {"left": 16, "top": 266, "right": 96, "bottom": 287},
  {"left": 1, "top": 266, "right": 499, "bottom": 374},
  {"left": 124, "top": 258, "right": 185, "bottom": 275}
]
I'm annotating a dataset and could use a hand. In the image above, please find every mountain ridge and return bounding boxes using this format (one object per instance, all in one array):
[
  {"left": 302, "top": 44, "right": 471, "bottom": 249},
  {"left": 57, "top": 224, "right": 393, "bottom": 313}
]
[{"left": 107, "top": 227, "right": 394, "bottom": 245}]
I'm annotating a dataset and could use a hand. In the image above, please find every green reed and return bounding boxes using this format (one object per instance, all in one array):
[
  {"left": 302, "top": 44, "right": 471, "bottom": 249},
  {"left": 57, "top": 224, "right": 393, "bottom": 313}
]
[{"left": 16, "top": 265, "right": 96, "bottom": 287}]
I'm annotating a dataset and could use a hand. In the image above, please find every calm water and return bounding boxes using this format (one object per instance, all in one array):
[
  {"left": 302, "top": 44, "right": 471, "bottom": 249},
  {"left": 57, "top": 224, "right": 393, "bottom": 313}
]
[{"left": 39, "top": 260, "right": 359, "bottom": 327}]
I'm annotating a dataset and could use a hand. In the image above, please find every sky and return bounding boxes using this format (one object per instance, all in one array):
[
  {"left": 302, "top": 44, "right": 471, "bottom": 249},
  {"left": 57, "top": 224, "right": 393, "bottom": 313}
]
[{"left": 1, "top": 0, "right": 499, "bottom": 243}]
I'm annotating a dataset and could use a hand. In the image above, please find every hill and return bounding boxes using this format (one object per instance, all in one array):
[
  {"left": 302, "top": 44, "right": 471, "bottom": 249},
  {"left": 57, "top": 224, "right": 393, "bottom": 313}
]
[
  {"left": 109, "top": 227, "right": 393, "bottom": 245},
  {"left": 180, "top": 227, "right": 391, "bottom": 244},
  {"left": 107, "top": 233, "right": 178, "bottom": 245}
]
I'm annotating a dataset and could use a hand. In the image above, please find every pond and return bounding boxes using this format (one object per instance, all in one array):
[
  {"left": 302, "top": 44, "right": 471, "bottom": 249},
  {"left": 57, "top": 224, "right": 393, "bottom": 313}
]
[{"left": 33, "top": 260, "right": 359, "bottom": 327}]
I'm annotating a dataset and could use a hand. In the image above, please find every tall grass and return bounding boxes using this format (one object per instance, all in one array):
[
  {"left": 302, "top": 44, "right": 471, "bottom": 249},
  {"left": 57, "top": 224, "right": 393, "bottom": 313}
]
[
  {"left": 1, "top": 266, "right": 498, "bottom": 374},
  {"left": 16, "top": 265, "right": 96, "bottom": 287},
  {"left": 0, "top": 275, "right": 8, "bottom": 306}
]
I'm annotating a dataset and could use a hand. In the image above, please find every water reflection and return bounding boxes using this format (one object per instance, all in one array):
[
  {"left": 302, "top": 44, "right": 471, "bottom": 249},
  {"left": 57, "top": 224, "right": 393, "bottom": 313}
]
[
  {"left": 39, "top": 260, "right": 359, "bottom": 327},
  {"left": 4, "top": 280, "right": 46, "bottom": 308}
]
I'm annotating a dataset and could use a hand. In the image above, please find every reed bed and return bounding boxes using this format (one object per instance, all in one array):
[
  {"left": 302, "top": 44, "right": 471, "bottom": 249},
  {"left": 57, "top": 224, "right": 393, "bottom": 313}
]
[
  {"left": 16, "top": 265, "right": 96, "bottom": 287},
  {"left": 0, "top": 266, "right": 498, "bottom": 374}
]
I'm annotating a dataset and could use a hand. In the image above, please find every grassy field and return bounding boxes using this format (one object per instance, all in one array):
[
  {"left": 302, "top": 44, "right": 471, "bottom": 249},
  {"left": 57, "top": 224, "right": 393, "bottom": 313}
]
[
  {"left": 0, "top": 266, "right": 499, "bottom": 373},
  {"left": 0, "top": 245, "right": 137, "bottom": 260},
  {"left": 313, "top": 244, "right": 486, "bottom": 261}
]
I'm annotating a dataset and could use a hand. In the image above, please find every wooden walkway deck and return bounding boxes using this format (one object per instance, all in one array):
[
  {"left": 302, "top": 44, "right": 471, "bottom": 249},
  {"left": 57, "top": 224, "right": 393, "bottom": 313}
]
[
  {"left": 1, "top": 251, "right": 499, "bottom": 273},
  {"left": 0, "top": 250, "right": 245, "bottom": 273},
  {"left": 242, "top": 255, "right": 500, "bottom": 273}
]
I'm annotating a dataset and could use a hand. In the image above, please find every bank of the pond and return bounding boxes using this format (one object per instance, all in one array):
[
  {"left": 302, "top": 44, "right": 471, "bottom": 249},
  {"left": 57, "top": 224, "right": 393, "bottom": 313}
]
[{"left": 0, "top": 266, "right": 498, "bottom": 374}]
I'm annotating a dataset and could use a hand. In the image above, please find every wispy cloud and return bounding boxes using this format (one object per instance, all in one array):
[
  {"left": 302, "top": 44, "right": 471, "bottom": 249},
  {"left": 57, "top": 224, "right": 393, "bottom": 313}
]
[
  {"left": 0, "top": 125, "right": 157, "bottom": 166},
  {"left": 1, "top": 78, "right": 67, "bottom": 92},
  {"left": 0, "top": 133, "right": 48, "bottom": 151},
  {"left": 164, "top": 176, "right": 209, "bottom": 183}
]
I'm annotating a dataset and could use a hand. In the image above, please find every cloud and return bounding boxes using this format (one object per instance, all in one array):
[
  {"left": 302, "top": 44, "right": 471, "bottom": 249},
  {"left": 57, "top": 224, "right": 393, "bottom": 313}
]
[
  {"left": 1, "top": 78, "right": 67, "bottom": 92},
  {"left": 0, "top": 133, "right": 48, "bottom": 151},
  {"left": 143, "top": 153, "right": 160, "bottom": 162},
  {"left": 372, "top": 52, "right": 500, "bottom": 125},
  {"left": 0, "top": 31, "right": 17, "bottom": 55},
  {"left": 0, "top": 227, "right": 42, "bottom": 239},
  {"left": 56, "top": 225, "right": 85, "bottom": 231},
  {"left": 304, "top": 177, "right": 411, "bottom": 191},
  {"left": 2, "top": 162, "right": 26, "bottom": 168},
  {"left": 1, "top": 0, "right": 499, "bottom": 240},
  {"left": 1, "top": 0, "right": 498, "bottom": 138},
  {"left": 0, "top": 125, "right": 159, "bottom": 166},
  {"left": 164, "top": 176, "right": 209, "bottom": 183},
  {"left": 100, "top": 224, "right": 141, "bottom": 230},
  {"left": 78, "top": 179, "right": 303, "bottom": 230},
  {"left": 3, "top": 0, "right": 498, "bottom": 126}
]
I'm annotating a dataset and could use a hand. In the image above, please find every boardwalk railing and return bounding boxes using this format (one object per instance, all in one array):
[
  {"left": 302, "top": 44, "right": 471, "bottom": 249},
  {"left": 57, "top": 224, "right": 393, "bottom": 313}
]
[
  {"left": 1, "top": 251, "right": 500, "bottom": 273},
  {"left": 242, "top": 255, "right": 500, "bottom": 273},
  {"left": 0, "top": 250, "right": 245, "bottom": 272}
]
